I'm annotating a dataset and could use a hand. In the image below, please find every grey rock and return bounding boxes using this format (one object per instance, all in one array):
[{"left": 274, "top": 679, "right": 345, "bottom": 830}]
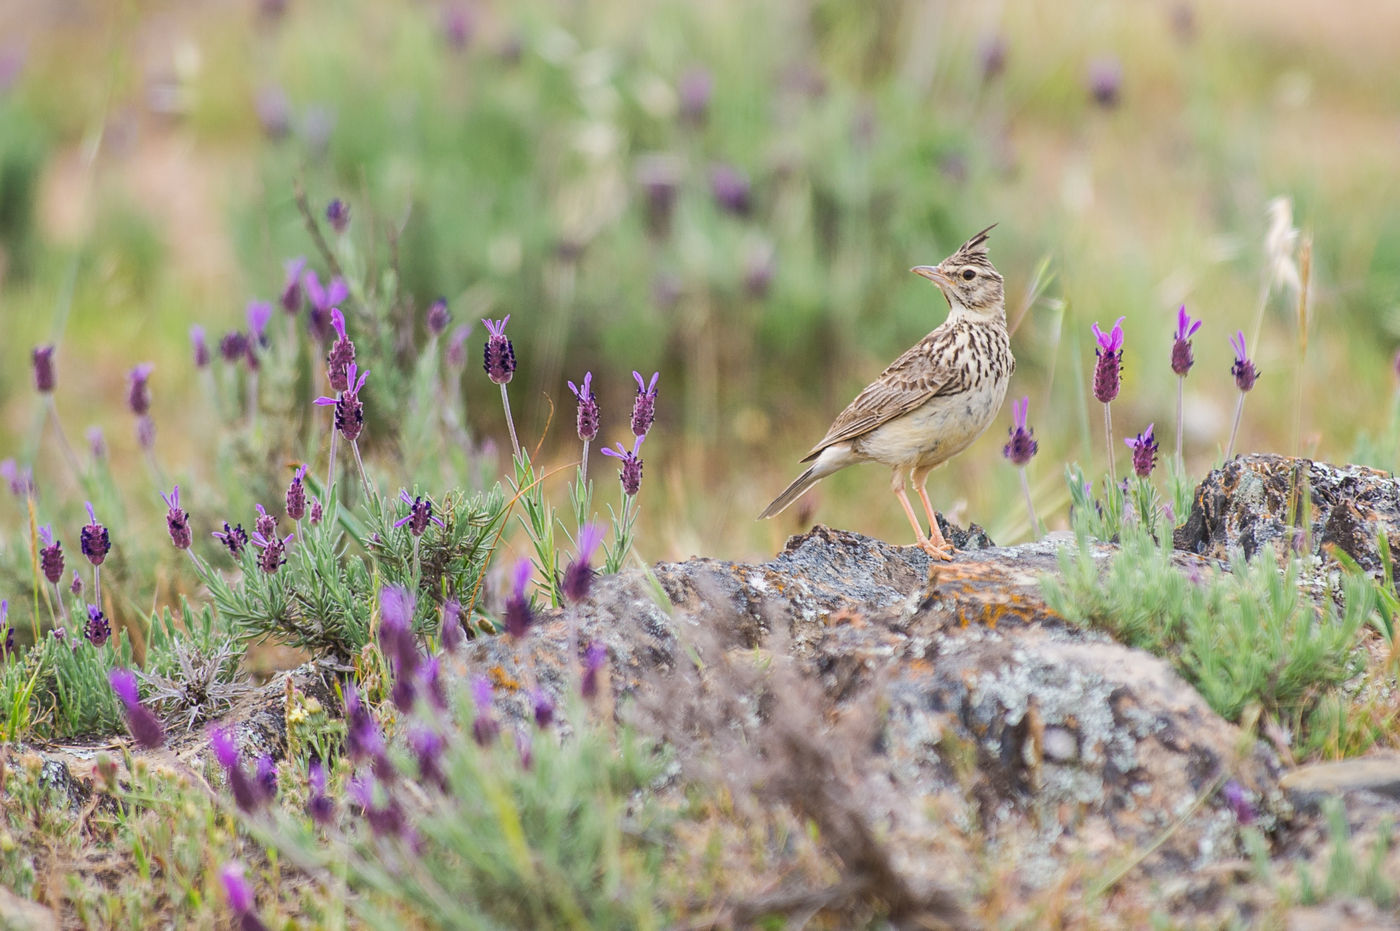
[{"left": 1281, "top": 754, "right": 1400, "bottom": 809}]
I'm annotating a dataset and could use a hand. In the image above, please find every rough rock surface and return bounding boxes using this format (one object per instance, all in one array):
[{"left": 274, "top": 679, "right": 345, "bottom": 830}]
[{"left": 1175, "top": 453, "right": 1400, "bottom": 578}]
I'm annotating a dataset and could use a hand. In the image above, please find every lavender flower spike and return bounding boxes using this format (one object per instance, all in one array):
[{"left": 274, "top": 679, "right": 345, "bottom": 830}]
[
  {"left": 32, "top": 344, "right": 56, "bottom": 393},
  {"left": 279, "top": 257, "right": 306, "bottom": 313},
  {"left": 1124, "top": 423, "right": 1159, "bottom": 478},
  {"left": 569, "top": 372, "right": 600, "bottom": 442},
  {"left": 109, "top": 668, "right": 165, "bottom": 749},
  {"left": 471, "top": 675, "right": 500, "bottom": 746},
  {"left": 631, "top": 371, "right": 659, "bottom": 437},
  {"left": 326, "top": 309, "right": 356, "bottom": 392},
  {"left": 246, "top": 301, "right": 273, "bottom": 346},
  {"left": 503, "top": 558, "right": 534, "bottom": 640},
  {"left": 1002, "top": 396, "right": 1037, "bottom": 466},
  {"left": 214, "top": 522, "right": 249, "bottom": 557},
  {"left": 482, "top": 316, "right": 515, "bottom": 385},
  {"left": 1225, "top": 331, "right": 1259, "bottom": 460},
  {"left": 582, "top": 641, "right": 607, "bottom": 699},
  {"left": 1091, "top": 316, "right": 1125, "bottom": 477},
  {"left": 601, "top": 434, "right": 646, "bottom": 497},
  {"left": 220, "top": 860, "right": 271, "bottom": 931},
  {"left": 38, "top": 525, "right": 64, "bottom": 586},
  {"left": 325, "top": 198, "right": 350, "bottom": 233},
  {"left": 426, "top": 297, "right": 450, "bottom": 337},
  {"left": 162, "top": 486, "right": 193, "bottom": 550},
  {"left": 285, "top": 464, "right": 307, "bottom": 521},
  {"left": 314, "top": 362, "right": 369, "bottom": 441},
  {"left": 251, "top": 531, "right": 293, "bottom": 574},
  {"left": 190, "top": 326, "right": 211, "bottom": 368},
  {"left": 128, "top": 363, "right": 154, "bottom": 416},
  {"left": 80, "top": 502, "right": 111, "bottom": 567},
  {"left": 1171, "top": 305, "right": 1201, "bottom": 376},
  {"left": 394, "top": 490, "right": 445, "bottom": 536},
  {"left": 562, "top": 523, "right": 605, "bottom": 603},
  {"left": 85, "top": 604, "right": 110, "bottom": 647}
]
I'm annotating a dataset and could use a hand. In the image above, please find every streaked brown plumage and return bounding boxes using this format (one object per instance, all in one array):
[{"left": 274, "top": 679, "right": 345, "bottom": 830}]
[{"left": 759, "top": 225, "right": 1014, "bottom": 559}]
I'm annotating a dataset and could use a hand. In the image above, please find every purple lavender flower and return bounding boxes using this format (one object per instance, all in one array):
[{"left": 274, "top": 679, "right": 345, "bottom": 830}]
[
  {"left": 532, "top": 688, "right": 555, "bottom": 729},
  {"left": 1002, "top": 396, "right": 1038, "bottom": 466},
  {"left": 1222, "top": 779, "right": 1256, "bottom": 825},
  {"left": 1230, "top": 330, "right": 1258, "bottom": 391},
  {"left": 308, "top": 495, "right": 323, "bottom": 525},
  {"left": 636, "top": 154, "right": 681, "bottom": 238},
  {"left": 503, "top": 559, "right": 533, "bottom": 640},
  {"left": 379, "top": 585, "right": 422, "bottom": 712},
  {"left": 326, "top": 309, "right": 356, "bottom": 392},
  {"left": 1171, "top": 305, "right": 1201, "bottom": 376},
  {"left": 38, "top": 525, "right": 64, "bottom": 585},
  {"left": 253, "top": 504, "right": 277, "bottom": 539},
  {"left": 220, "top": 861, "right": 270, "bottom": 931},
  {"left": 1125, "top": 423, "right": 1158, "bottom": 478},
  {"left": 32, "top": 345, "right": 55, "bottom": 393},
  {"left": 285, "top": 465, "right": 307, "bottom": 521},
  {"left": 342, "top": 684, "right": 384, "bottom": 765},
  {"left": 251, "top": 531, "right": 292, "bottom": 574},
  {"left": 442, "top": 3, "right": 475, "bottom": 50},
  {"left": 1087, "top": 56, "right": 1122, "bottom": 108},
  {"left": 313, "top": 362, "right": 369, "bottom": 441},
  {"left": 136, "top": 415, "right": 156, "bottom": 451},
  {"left": 0, "top": 460, "right": 32, "bottom": 499},
  {"left": 162, "top": 486, "right": 192, "bottom": 550},
  {"left": 80, "top": 502, "right": 111, "bottom": 566},
  {"left": 419, "top": 654, "right": 448, "bottom": 712},
  {"left": 678, "top": 67, "right": 712, "bottom": 125},
  {"left": 325, "top": 198, "right": 350, "bottom": 234},
  {"left": 108, "top": 668, "right": 165, "bottom": 750},
  {"left": 70, "top": 571, "right": 83, "bottom": 596},
  {"left": 246, "top": 301, "right": 272, "bottom": 347},
  {"left": 709, "top": 163, "right": 751, "bottom": 216},
  {"left": 410, "top": 727, "right": 448, "bottom": 791},
  {"left": 394, "top": 490, "right": 444, "bottom": 537},
  {"left": 255, "top": 755, "right": 278, "bottom": 802},
  {"left": 210, "top": 726, "right": 262, "bottom": 815},
  {"left": 978, "top": 34, "right": 1008, "bottom": 82},
  {"left": 447, "top": 324, "right": 471, "bottom": 368},
  {"left": 568, "top": 372, "right": 600, "bottom": 442},
  {"left": 631, "top": 371, "right": 659, "bottom": 437},
  {"left": 219, "top": 331, "right": 248, "bottom": 363},
  {"left": 255, "top": 85, "right": 291, "bottom": 138},
  {"left": 441, "top": 599, "right": 465, "bottom": 651},
  {"left": 471, "top": 675, "right": 499, "bottom": 746},
  {"left": 350, "top": 774, "right": 406, "bottom": 839},
  {"left": 582, "top": 641, "right": 607, "bottom": 699},
  {"left": 0, "top": 601, "right": 11, "bottom": 659},
  {"left": 214, "top": 522, "right": 249, "bottom": 558},
  {"left": 562, "top": 523, "right": 604, "bottom": 603},
  {"left": 306, "top": 761, "right": 335, "bottom": 826},
  {"left": 482, "top": 316, "right": 515, "bottom": 384},
  {"left": 1091, "top": 317, "right": 1125, "bottom": 403},
  {"left": 601, "top": 435, "right": 645, "bottom": 496},
  {"left": 303, "top": 271, "right": 348, "bottom": 343},
  {"left": 190, "top": 326, "right": 210, "bottom": 368},
  {"left": 86, "top": 427, "right": 105, "bottom": 461},
  {"left": 85, "top": 604, "right": 110, "bottom": 647},
  {"left": 517, "top": 730, "right": 534, "bottom": 771},
  {"left": 127, "top": 363, "right": 154, "bottom": 416},
  {"left": 426, "top": 297, "right": 450, "bottom": 337},
  {"left": 279, "top": 257, "right": 305, "bottom": 314}
]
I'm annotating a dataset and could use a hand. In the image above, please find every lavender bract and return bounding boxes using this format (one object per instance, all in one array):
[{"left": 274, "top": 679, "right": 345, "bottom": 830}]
[
  {"left": 601, "top": 435, "right": 645, "bottom": 496},
  {"left": 326, "top": 309, "right": 356, "bottom": 392},
  {"left": 1125, "top": 423, "right": 1159, "bottom": 478},
  {"left": 307, "top": 761, "right": 335, "bottom": 826},
  {"left": 254, "top": 504, "right": 277, "bottom": 539},
  {"left": 1230, "top": 330, "right": 1258, "bottom": 391},
  {"left": 393, "top": 490, "right": 443, "bottom": 537},
  {"left": 1091, "top": 317, "right": 1125, "bottom": 404},
  {"left": 1171, "top": 305, "right": 1201, "bottom": 376},
  {"left": 85, "top": 604, "right": 110, "bottom": 647},
  {"left": 251, "top": 531, "right": 292, "bottom": 574},
  {"left": 214, "top": 522, "right": 249, "bottom": 558}
]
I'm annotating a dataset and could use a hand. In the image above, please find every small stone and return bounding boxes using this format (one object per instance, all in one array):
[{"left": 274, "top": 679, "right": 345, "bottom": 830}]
[{"left": 1280, "top": 754, "right": 1400, "bottom": 809}]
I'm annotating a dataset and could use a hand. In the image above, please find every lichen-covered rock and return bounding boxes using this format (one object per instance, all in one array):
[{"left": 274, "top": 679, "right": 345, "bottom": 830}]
[{"left": 1174, "top": 453, "right": 1400, "bottom": 579}]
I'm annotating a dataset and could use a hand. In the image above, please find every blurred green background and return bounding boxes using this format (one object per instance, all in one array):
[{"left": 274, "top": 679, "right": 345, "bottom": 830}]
[{"left": 2, "top": 0, "right": 1399, "bottom": 564}]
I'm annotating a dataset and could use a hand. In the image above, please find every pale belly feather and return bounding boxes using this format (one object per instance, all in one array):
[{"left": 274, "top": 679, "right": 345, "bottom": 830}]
[{"left": 854, "top": 377, "right": 1009, "bottom": 470}]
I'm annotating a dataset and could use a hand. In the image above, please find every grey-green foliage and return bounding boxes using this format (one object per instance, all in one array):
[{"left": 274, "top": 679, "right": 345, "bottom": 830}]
[
  {"left": 0, "top": 625, "right": 132, "bottom": 740},
  {"left": 1043, "top": 519, "right": 1369, "bottom": 724},
  {"left": 1298, "top": 799, "right": 1396, "bottom": 910},
  {"left": 206, "top": 483, "right": 506, "bottom": 661}
]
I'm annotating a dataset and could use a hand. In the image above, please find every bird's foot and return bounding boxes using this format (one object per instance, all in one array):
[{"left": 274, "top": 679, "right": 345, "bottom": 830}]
[{"left": 918, "top": 538, "right": 954, "bottom": 561}]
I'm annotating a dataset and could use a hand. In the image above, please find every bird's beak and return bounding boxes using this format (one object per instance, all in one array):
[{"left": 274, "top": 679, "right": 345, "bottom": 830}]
[{"left": 911, "top": 265, "right": 952, "bottom": 287}]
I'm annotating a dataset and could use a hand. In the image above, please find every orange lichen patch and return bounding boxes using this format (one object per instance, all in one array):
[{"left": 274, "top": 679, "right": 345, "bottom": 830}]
[
  {"left": 488, "top": 665, "right": 523, "bottom": 692},
  {"left": 926, "top": 560, "right": 1050, "bottom": 630},
  {"left": 825, "top": 606, "right": 866, "bottom": 628}
]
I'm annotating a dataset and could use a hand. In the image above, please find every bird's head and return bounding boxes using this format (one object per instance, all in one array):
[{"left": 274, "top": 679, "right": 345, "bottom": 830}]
[{"left": 911, "top": 224, "right": 1004, "bottom": 319}]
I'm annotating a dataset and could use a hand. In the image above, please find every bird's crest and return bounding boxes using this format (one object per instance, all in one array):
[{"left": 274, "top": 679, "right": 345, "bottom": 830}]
[{"left": 950, "top": 223, "right": 997, "bottom": 264}]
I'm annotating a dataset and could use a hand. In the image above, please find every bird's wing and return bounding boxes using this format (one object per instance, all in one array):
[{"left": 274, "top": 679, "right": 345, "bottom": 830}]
[{"left": 801, "top": 333, "right": 959, "bottom": 461}]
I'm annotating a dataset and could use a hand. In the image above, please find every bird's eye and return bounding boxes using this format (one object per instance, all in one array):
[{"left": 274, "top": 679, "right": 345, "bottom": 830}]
[{"left": 961, "top": 268, "right": 976, "bottom": 281}]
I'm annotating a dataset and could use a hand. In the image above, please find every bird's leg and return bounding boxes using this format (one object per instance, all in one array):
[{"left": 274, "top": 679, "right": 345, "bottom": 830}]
[
  {"left": 912, "top": 465, "right": 953, "bottom": 560},
  {"left": 892, "top": 469, "right": 951, "bottom": 560}
]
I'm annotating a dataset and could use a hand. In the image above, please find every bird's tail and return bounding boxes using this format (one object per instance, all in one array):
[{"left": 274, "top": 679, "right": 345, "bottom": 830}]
[{"left": 758, "top": 466, "right": 822, "bottom": 520}]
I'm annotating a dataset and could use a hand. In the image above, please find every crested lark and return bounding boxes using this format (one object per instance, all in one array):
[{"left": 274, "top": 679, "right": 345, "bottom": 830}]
[{"left": 759, "top": 225, "right": 1014, "bottom": 559}]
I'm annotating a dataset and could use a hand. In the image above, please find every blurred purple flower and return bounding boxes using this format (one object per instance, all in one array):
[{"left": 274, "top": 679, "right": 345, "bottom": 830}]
[
  {"left": 447, "top": 324, "right": 471, "bottom": 368},
  {"left": 325, "top": 198, "right": 350, "bottom": 234},
  {"left": 127, "top": 363, "right": 154, "bottom": 416},
  {"left": 136, "top": 415, "right": 156, "bottom": 451},
  {"left": 978, "top": 34, "right": 1008, "bottom": 82},
  {"left": 1002, "top": 396, "right": 1038, "bottom": 466},
  {"left": 307, "top": 760, "right": 335, "bottom": 826},
  {"left": 394, "top": 490, "right": 444, "bottom": 536},
  {"left": 254, "top": 503, "right": 277, "bottom": 539},
  {"left": 308, "top": 495, "right": 323, "bottom": 525},
  {"left": 410, "top": 727, "right": 448, "bottom": 791},
  {"left": 442, "top": 3, "right": 475, "bottom": 51},
  {"left": 503, "top": 559, "right": 533, "bottom": 640},
  {"left": 582, "top": 641, "right": 607, "bottom": 699},
  {"left": 532, "top": 687, "right": 555, "bottom": 729},
  {"left": 214, "top": 521, "right": 249, "bottom": 558},
  {"left": 255, "top": 86, "right": 291, "bottom": 139},
  {"left": 286, "top": 464, "right": 307, "bottom": 521},
  {"left": 0, "top": 460, "right": 33, "bottom": 499},
  {"left": 1087, "top": 57, "right": 1122, "bottom": 108},
  {"left": 190, "top": 326, "right": 210, "bottom": 368},
  {"left": 303, "top": 271, "right": 348, "bottom": 342},
  {"left": 710, "top": 163, "right": 751, "bottom": 216},
  {"left": 471, "top": 675, "right": 499, "bottom": 746},
  {"left": 219, "top": 331, "right": 248, "bottom": 363},
  {"left": 162, "top": 486, "right": 192, "bottom": 550},
  {"left": 441, "top": 599, "right": 465, "bottom": 651},
  {"left": 1222, "top": 779, "right": 1256, "bottom": 825},
  {"left": 313, "top": 362, "right": 369, "bottom": 441},
  {"left": 246, "top": 301, "right": 272, "bottom": 347},
  {"left": 70, "top": 570, "right": 83, "bottom": 596},
  {"left": 255, "top": 755, "right": 278, "bottom": 802},
  {"left": 86, "top": 426, "right": 105, "bottom": 461},
  {"left": 110, "top": 668, "right": 165, "bottom": 749},
  {"left": 279, "top": 257, "right": 305, "bottom": 314},
  {"left": 635, "top": 154, "right": 681, "bottom": 239},
  {"left": 562, "top": 523, "right": 604, "bottom": 603},
  {"left": 219, "top": 861, "right": 268, "bottom": 931},
  {"left": 426, "top": 297, "right": 450, "bottom": 337},
  {"left": 210, "top": 725, "right": 263, "bottom": 814},
  {"left": 251, "top": 531, "right": 292, "bottom": 574},
  {"left": 678, "top": 67, "right": 712, "bottom": 125},
  {"left": 32, "top": 345, "right": 55, "bottom": 393},
  {"left": 0, "top": 601, "right": 10, "bottom": 659}
]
